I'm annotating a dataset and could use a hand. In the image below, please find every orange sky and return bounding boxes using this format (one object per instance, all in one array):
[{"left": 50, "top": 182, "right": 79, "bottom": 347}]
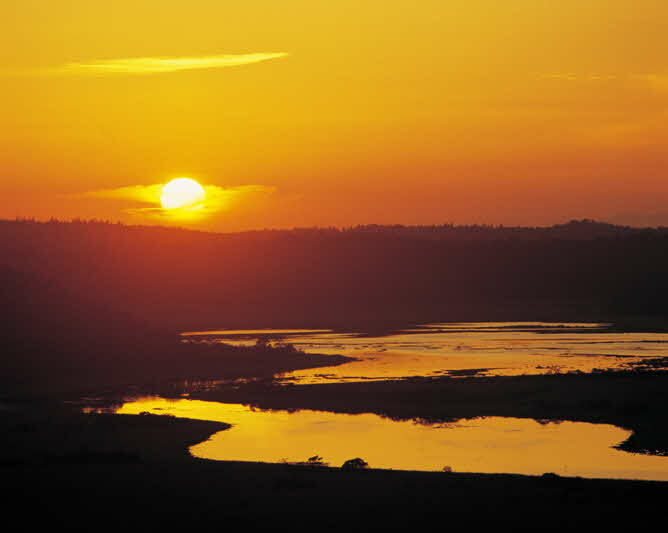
[{"left": 2, "top": 1, "right": 668, "bottom": 230}]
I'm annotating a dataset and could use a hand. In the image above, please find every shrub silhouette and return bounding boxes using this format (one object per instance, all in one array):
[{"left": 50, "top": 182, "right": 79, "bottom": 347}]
[
  {"left": 341, "top": 458, "right": 369, "bottom": 471},
  {"left": 288, "top": 455, "right": 329, "bottom": 467}
]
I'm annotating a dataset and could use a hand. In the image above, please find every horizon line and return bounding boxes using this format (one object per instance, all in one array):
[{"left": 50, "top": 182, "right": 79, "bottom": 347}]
[{"left": 3, "top": 217, "right": 666, "bottom": 233}]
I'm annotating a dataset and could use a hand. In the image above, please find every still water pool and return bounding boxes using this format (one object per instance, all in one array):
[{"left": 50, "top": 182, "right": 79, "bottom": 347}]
[{"left": 113, "top": 397, "right": 668, "bottom": 481}]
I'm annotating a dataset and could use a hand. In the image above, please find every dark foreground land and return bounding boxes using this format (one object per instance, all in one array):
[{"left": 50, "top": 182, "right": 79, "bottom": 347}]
[
  {"left": 4, "top": 219, "right": 668, "bottom": 529},
  {"left": 4, "top": 367, "right": 668, "bottom": 532},
  {"left": 3, "top": 405, "right": 668, "bottom": 532}
]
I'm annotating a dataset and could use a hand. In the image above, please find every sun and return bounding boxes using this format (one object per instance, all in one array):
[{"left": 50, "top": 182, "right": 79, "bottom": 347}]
[{"left": 160, "top": 178, "right": 206, "bottom": 209}]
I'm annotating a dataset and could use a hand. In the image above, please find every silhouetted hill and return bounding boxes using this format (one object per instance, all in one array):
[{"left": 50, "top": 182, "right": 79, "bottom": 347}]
[
  {"left": 0, "top": 257, "right": 350, "bottom": 393},
  {"left": 269, "top": 218, "right": 667, "bottom": 241},
  {"left": 2, "top": 218, "right": 668, "bottom": 336}
]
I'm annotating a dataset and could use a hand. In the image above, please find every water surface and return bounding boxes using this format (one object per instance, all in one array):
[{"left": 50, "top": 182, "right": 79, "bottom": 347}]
[
  {"left": 114, "top": 397, "right": 668, "bottom": 481},
  {"left": 183, "top": 322, "right": 668, "bottom": 383}
]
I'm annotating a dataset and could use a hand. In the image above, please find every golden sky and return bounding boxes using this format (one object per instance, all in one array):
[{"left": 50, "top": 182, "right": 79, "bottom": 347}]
[{"left": 2, "top": 1, "right": 668, "bottom": 230}]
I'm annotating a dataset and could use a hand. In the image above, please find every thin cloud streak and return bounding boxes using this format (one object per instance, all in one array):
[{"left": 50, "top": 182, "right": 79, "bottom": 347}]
[
  {"left": 538, "top": 73, "right": 618, "bottom": 81},
  {"left": 76, "top": 183, "right": 276, "bottom": 220},
  {"left": 538, "top": 71, "right": 668, "bottom": 92},
  {"left": 79, "top": 184, "right": 163, "bottom": 203},
  {"left": 56, "top": 52, "right": 288, "bottom": 75}
]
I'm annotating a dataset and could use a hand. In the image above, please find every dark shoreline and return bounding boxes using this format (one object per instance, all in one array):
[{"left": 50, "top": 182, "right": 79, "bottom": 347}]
[{"left": 3, "top": 405, "right": 668, "bottom": 531}]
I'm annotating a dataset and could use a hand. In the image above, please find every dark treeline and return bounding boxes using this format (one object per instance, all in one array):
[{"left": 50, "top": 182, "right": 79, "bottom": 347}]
[
  {"left": 242, "top": 218, "right": 668, "bottom": 241},
  {"left": 3, "top": 217, "right": 668, "bottom": 391},
  {"left": 1, "top": 220, "right": 360, "bottom": 391},
  {"left": 2, "top": 216, "right": 668, "bottom": 391},
  {"left": 2, "top": 218, "right": 668, "bottom": 334}
]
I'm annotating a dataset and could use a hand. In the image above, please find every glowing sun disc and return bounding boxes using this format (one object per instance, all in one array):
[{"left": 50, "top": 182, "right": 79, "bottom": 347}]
[{"left": 160, "top": 178, "right": 206, "bottom": 209}]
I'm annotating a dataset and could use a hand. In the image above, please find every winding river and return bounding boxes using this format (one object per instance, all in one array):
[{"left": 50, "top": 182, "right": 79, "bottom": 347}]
[{"left": 94, "top": 323, "right": 668, "bottom": 480}]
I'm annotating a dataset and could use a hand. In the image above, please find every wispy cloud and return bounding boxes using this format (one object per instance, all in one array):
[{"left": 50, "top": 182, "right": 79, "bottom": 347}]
[
  {"left": 538, "top": 73, "right": 618, "bottom": 82},
  {"left": 79, "top": 184, "right": 164, "bottom": 203},
  {"left": 53, "top": 52, "right": 287, "bottom": 75},
  {"left": 539, "top": 71, "right": 668, "bottom": 92},
  {"left": 77, "top": 182, "right": 275, "bottom": 221}
]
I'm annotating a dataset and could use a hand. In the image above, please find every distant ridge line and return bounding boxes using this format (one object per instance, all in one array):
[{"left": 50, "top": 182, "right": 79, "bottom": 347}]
[{"left": 2, "top": 217, "right": 668, "bottom": 242}]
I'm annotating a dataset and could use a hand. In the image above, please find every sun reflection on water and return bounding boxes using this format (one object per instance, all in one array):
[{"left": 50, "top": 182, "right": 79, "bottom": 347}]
[
  {"left": 182, "top": 323, "right": 668, "bottom": 384},
  {"left": 113, "top": 397, "right": 668, "bottom": 481}
]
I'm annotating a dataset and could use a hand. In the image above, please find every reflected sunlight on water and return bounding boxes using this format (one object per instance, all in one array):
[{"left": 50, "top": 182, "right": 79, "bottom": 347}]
[
  {"left": 182, "top": 322, "right": 668, "bottom": 384},
  {"left": 114, "top": 397, "right": 668, "bottom": 481}
]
